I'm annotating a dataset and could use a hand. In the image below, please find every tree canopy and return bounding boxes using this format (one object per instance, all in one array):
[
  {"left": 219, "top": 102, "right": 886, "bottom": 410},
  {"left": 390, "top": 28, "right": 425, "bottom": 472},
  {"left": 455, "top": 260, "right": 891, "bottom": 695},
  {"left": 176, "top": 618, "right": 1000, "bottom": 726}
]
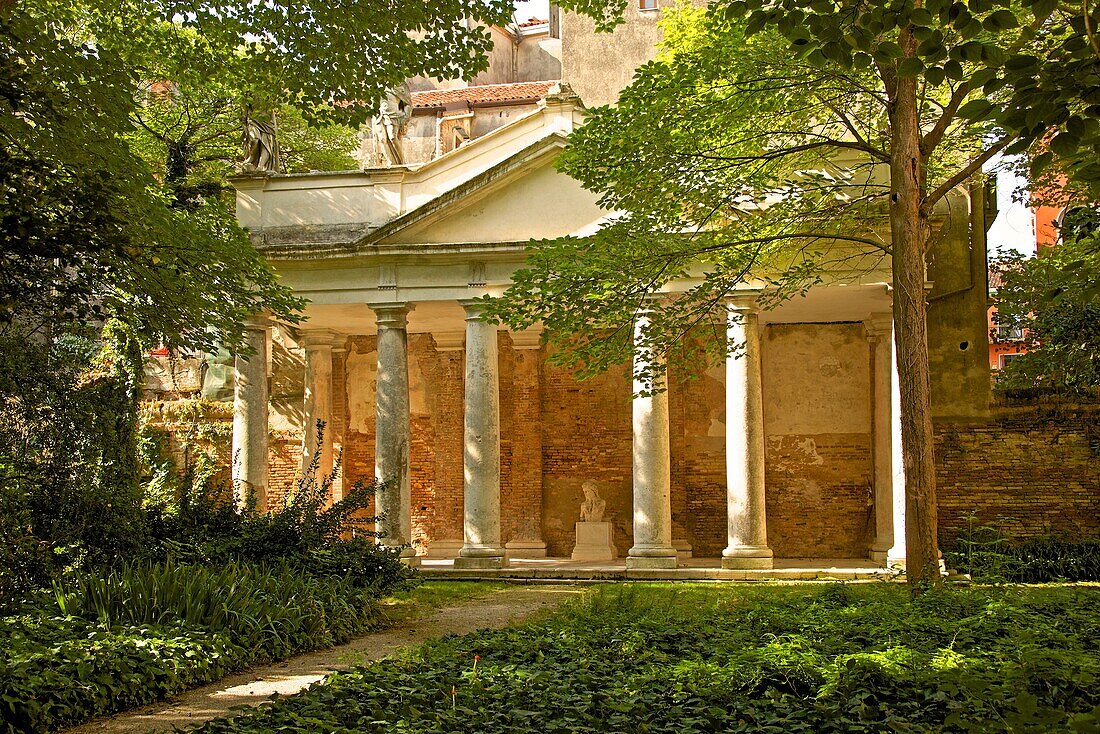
[{"left": 487, "top": 0, "right": 1095, "bottom": 586}]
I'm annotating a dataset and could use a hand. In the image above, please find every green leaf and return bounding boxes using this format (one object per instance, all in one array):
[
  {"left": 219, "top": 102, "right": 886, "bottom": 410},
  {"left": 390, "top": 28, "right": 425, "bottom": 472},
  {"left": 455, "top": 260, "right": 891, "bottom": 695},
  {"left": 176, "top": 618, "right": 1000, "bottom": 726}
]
[
  {"left": 897, "top": 56, "right": 924, "bottom": 77},
  {"left": 1050, "top": 132, "right": 1081, "bottom": 157}
]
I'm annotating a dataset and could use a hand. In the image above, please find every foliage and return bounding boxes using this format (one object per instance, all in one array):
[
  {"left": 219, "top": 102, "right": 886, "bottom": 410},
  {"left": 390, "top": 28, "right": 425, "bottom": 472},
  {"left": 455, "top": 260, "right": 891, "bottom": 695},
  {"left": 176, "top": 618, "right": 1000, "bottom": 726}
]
[
  {"left": 0, "top": 614, "right": 245, "bottom": 734},
  {"left": 0, "top": 6, "right": 302, "bottom": 354},
  {"left": 188, "top": 584, "right": 1100, "bottom": 734},
  {"left": 488, "top": 0, "right": 1039, "bottom": 380},
  {"left": 992, "top": 210, "right": 1100, "bottom": 390},
  {"left": 0, "top": 325, "right": 147, "bottom": 607},
  {"left": 143, "top": 424, "right": 416, "bottom": 596},
  {"left": 992, "top": 2, "right": 1100, "bottom": 197},
  {"left": 1, "top": 559, "right": 388, "bottom": 734},
  {"left": 944, "top": 520, "right": 1100, "bottom": 583},
  {"left": 53, "top": 561, "right": 381, "bottom": 654}
]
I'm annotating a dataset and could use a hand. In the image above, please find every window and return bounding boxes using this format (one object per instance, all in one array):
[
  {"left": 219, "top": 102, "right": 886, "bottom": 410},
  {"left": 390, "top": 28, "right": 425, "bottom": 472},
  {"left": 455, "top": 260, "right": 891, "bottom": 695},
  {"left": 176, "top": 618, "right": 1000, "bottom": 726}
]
[
  {"left": 639, "top": 0, "right": 658, "bottom": 10},
  {"left": 995, "top": 325, "right": 1023, "bottom": 342},
  {"left": 999, "top": 353, "right": 1023, "bottom": 369}
]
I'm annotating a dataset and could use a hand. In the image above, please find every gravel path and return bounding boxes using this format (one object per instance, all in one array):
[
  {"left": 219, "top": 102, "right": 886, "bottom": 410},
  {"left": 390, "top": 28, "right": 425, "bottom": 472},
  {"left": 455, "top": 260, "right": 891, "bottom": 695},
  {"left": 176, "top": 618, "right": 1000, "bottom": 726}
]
[{"left": 62, "top": 585, "right": 582, "bottom": 734}]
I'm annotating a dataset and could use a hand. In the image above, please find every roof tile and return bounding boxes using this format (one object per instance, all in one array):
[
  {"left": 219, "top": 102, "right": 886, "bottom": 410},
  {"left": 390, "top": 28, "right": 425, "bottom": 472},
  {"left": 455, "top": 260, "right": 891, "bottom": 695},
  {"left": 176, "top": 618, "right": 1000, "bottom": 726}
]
[{"left": 411, "top": 80, "right": 558, "bottom": 109}]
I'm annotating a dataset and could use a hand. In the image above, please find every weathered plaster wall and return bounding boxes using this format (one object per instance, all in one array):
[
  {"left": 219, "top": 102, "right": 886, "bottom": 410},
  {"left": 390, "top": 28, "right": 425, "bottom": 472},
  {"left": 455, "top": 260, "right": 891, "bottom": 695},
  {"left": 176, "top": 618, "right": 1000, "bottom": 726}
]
[
  {"left": 561, "top": 1, "right": 668, "bottom": 107},
  {"left": 927, "top": 186, "right": 994, "bottom": 419},
  {"left": 669, "top": 361, "right": 726, "bottom": 556},
  {"left": 471, "top": 27, "right": 562, "bottom": 86},
  {"left": 761, "top": 323, "right": 874, "bottom": 558}
]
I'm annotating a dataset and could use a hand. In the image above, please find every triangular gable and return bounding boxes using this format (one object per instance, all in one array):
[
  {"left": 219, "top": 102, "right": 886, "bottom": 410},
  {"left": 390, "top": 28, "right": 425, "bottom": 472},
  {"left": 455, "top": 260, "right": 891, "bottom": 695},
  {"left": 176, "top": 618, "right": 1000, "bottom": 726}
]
[{"left": 361, "top": 134, "right": 608, "bottom": 247}]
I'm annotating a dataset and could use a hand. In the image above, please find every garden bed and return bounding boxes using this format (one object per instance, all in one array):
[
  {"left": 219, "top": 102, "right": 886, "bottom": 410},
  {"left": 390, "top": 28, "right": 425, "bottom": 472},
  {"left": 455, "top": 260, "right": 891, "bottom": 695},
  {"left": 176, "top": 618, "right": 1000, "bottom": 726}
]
[{"left": 191, "top": 583, "right": 1100, "bottom": 734}]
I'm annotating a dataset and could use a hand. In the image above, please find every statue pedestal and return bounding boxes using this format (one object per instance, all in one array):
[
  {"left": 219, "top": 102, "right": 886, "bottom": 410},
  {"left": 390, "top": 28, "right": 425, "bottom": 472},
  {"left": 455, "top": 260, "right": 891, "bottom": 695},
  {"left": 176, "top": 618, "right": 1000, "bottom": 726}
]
[{"left": 571, "top": 522, "right": 617, "bottom": 562}]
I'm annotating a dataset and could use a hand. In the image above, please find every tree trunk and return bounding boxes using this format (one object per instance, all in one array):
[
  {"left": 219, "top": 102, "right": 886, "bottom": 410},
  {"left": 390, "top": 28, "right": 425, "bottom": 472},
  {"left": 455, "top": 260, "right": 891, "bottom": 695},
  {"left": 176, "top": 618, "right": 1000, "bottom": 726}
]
[{"left": 885, "top": 32, "right": 941, "bottom": 591}]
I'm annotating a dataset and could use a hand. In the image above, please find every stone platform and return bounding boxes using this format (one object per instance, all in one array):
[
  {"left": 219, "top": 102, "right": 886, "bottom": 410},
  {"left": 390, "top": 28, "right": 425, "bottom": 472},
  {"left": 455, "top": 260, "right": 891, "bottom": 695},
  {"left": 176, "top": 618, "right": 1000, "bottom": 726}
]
[{"left": 419, "top": 557, "right": 894, "bottom": 582}]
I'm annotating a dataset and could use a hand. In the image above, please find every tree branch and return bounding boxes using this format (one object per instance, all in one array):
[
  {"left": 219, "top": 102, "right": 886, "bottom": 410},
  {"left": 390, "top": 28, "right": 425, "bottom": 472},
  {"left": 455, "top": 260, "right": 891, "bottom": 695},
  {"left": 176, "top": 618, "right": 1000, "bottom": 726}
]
[
  {"left": 921, "top": 137, "right": 1011, "bottom": 214},
  {"left": 921, "top": 82, "right": 970, "bottom": 158}
]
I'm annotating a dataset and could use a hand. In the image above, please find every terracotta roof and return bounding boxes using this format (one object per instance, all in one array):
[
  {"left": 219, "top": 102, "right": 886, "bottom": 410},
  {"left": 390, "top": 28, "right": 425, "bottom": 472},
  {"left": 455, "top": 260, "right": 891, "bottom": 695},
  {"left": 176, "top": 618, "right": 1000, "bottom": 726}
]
[
  {"left": 410, "top": 80, "right": 558, "bottom": 109},
  {"left": 517, "top": 17, "right": 548, "bottom": 27}
]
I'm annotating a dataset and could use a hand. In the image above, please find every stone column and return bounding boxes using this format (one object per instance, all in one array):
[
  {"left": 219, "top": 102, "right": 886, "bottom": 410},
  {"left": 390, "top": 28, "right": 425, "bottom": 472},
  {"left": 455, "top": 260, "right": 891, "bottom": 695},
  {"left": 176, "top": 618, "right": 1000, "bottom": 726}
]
[
  {"left": 886, "top": 317, "right": 907, "bottom": 568},
  {"left": 627, "top": 306, "right": 678, "bottom": 569},
  {"left": 455, "top": 300, "right": 508, "bottom": 568},
  {"left": 300, "top": 329, "right": 336, "bottom": 482},
  {"left": 866, "top": 314, "right": 894, "bottom": 563},
  {"left": 504, "top": 328, "right": 548, "bottom": 558},
  {"left": 232, "top": 315, "right": 270, "bottom": 512},
  {"left": 722, "top": 296, "right": 773, "bottom": 569},
  {"left": 329, "top": 336, "right": 348, "bottom": 503},
  {"left": 371, "top": 303, "right": 418, "bottom": 566}
]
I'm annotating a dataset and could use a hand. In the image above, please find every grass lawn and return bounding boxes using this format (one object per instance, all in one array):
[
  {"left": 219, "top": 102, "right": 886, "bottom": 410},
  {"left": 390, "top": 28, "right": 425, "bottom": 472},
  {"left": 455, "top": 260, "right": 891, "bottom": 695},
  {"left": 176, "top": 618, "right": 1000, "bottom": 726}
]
[
  {"left": 193, "top": 583, "right": 1100, "bottom": 734},
  {"left": 379, "top": 581, "right": 512, "bottom": 624}
]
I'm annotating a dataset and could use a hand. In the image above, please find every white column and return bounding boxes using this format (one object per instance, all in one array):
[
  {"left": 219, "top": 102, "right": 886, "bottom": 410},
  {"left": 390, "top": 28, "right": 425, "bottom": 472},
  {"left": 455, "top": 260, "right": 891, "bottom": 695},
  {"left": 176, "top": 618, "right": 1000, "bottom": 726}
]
[
  {"left": 887, "top": 317, "right": 907, "bottom": 567},
  {"left": 866, "top": 314, "right": 893, "bottom": 563},
  {"left": 722, "top": 297, "right": 773, "bottom": 569},
  {"left": 371, "top": 303, "right": 418, "bottom": 566},
  {"left": 627, "top": 307, "right": 677, "bottom": 569},
  {"left": 455, "top": 300, "right": 508, "bottom": 568},
  {"left": 300, "top": 329, "right": 335, "bottom": 481},
  {"left": 329, "top": 336, "right": 347, "bottom": 503},
  {"left": 232, "top": 315, "right": 270, "bottom": 512}
]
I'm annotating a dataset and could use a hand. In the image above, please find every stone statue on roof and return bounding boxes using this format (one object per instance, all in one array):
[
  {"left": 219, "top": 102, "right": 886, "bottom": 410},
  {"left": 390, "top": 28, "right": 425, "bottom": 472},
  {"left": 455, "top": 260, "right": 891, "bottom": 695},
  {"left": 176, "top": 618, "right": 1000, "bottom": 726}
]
[
  {"left": 372, "top": 84, "right": 412, "bottom": 166},
  {"left": 242, "top": 107, "right": 281, "bottom": 173}
]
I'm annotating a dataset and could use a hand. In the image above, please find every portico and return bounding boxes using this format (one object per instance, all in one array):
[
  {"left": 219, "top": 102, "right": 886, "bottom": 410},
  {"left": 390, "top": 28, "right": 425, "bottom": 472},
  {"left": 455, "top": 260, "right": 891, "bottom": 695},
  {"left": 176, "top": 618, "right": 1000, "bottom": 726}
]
[{"left": 228, "top": 89, "right": 909, "bottom": 571}]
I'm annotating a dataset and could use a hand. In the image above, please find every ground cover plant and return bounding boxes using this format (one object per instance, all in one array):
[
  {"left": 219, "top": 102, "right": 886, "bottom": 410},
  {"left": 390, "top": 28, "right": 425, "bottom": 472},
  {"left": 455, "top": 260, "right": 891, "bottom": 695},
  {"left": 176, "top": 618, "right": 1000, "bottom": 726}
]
[
  {"left": 191, "top": 583, "right": 1100, "bottom": 734},
  {"left": 0, "top": 437, "right": 418, "bottom": 734}
]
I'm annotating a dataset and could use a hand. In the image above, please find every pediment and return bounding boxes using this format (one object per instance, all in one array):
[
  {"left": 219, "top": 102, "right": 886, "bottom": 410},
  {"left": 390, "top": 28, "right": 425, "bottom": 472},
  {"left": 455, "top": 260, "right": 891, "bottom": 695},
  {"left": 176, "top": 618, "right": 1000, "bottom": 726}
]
[{"left": 362, "top": 134, "right": 608, "bottom": 248}]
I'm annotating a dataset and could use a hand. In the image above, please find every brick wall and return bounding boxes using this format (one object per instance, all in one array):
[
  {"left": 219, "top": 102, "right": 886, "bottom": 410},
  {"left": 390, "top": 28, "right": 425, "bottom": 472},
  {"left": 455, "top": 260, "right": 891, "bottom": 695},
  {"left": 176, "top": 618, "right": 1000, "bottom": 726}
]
[{"left": 936, "top": 403, "right": 1100, "bottom": 542}]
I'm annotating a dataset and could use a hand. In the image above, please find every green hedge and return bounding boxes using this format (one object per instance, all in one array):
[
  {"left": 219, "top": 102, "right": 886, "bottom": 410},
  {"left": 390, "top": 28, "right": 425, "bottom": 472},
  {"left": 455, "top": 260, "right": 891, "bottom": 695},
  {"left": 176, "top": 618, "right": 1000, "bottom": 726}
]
[{"left": 1, "top": 561, "right": 388, "bottom": 734}]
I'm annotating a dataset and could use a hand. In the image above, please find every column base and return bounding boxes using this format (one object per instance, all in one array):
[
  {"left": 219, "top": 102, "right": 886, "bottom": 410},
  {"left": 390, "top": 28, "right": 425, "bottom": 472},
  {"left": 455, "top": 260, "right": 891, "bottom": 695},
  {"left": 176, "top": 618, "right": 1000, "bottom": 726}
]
[
  {"left": 868, "top": 549, "right": 889, "bottom": 564},
  {"left": 505, "top": 539, "right": 548, "bottom": 558},
  {"left": 721, "top": 545, "right": 773, "bottom": 570},
  {"left": 673, "top": 538, "right": 693, "bottom": 561},
  {"left": 454, "top": 553, "right": 509, "bottom": 570},
  {"left": 398, "top": 546, "right": 420, "bottom": 568},
  {"left": 626, "top": 545, "right": 677, "bottom": 569},
  {"left": 424, "top": 539, "right": 465, "bottom": 560},
  {"left": 626, "top": 555, "right": 678, "bottom": 570}
]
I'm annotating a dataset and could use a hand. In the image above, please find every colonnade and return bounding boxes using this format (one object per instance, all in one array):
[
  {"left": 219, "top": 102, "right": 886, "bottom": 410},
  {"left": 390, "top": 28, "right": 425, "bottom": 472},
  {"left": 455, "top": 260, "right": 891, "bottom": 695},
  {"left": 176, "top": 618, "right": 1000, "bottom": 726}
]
[{"left": 231, "top": 297, "right": 907, "bottom": 569}]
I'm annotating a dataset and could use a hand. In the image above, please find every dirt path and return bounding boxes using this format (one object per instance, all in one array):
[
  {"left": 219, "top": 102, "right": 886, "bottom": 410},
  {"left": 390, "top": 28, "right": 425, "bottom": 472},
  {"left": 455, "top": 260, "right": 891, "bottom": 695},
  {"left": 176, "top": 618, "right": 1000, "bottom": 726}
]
[{"left": 64, "top": 585, "right": 582, "bottom": 734}]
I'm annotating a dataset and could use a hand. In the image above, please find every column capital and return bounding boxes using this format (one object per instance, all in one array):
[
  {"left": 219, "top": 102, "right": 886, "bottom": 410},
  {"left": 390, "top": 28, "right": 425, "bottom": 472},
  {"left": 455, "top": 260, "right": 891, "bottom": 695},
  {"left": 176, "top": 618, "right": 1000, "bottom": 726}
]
[
  {"left": 510, "top": 327, "right": 544, "bottom": 350},
  {"left": 725, "top": 291, "right": 762, "bottom": 314},
  {"left": 864, "top": 312, "right": 893, "bottom": 339},
  {"left": 244, "top": 313, "right": 271, "bottom": 330},
  {"left": 300, "top": 328, "right": 338, "bottom": 349},
  {"left": 370, "top": 302, "right": 413, "bottom": 329},
  {"left": 459, "top": 298, "right": 496, "bottom": 322}
]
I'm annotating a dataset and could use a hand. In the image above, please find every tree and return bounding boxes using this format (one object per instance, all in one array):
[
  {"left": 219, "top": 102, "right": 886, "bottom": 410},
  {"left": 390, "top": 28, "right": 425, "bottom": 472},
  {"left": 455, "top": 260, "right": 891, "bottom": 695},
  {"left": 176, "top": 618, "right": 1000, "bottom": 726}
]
[
  {"left": 992, "top": 206, "right": 1100, "bottom": 391},
  {"left": 488, "top": 0, "right": 1075, "bottom": 588}
]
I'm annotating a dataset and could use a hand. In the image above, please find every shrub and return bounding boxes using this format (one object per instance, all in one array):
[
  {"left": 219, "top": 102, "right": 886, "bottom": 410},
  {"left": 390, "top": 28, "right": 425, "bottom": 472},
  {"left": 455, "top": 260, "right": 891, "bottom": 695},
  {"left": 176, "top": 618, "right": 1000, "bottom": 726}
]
[
  {"left": 0, "top": 615, "right": 247, "bottom": 734},
  {"left": 943, "top": 521, "right": 1100, "bottom": 582},
  {"left": 52, "top": 561, "right": 382, "bottom": 657},
  {"left": 1, "top": 559, "right": 391, "bottom": 734}
]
